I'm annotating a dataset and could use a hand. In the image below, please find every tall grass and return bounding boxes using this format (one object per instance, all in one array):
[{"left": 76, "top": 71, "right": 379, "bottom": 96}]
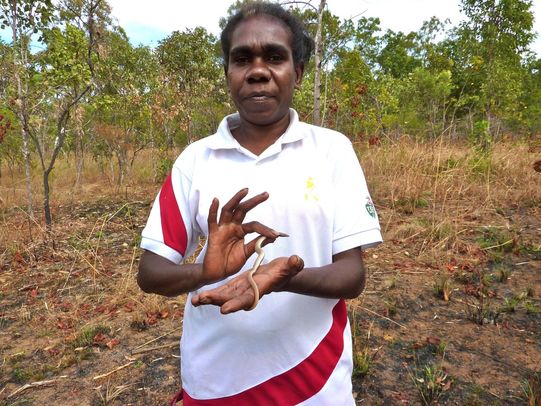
[
  {"left": 357, "top": 137, "right": 540, "bottom": 263},
  {"left": 360, "top": 138, "right": 540, "bottom": 212}
]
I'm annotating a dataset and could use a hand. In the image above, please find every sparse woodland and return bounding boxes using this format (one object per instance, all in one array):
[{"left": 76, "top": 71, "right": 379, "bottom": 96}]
[{"left": 1, "top": 0, "right": 540, "bottom": 405}]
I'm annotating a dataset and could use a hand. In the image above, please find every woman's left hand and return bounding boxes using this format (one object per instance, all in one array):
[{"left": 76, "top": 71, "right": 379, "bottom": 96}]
[{"left": 191, "top": 255, "right": 304, "bottom": 314}]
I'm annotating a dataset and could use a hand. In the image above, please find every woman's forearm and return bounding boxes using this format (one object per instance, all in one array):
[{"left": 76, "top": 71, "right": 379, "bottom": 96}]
[
  {"left": 280, "top": 248, "right": 366, "bottom": 299},
  {"left": 137, "top": 250, "right": 206, "bottom": 297}
]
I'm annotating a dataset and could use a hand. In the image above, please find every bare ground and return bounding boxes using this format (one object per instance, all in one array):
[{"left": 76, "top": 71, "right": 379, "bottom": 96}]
[{"left": 1, "top": 189, "right": 540, "bottom": 405}]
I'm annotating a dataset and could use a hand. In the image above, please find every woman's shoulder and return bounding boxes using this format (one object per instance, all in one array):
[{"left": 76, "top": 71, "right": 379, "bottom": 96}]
[{"left": 298, "top": 121, "right": 353, "bottom": 151}]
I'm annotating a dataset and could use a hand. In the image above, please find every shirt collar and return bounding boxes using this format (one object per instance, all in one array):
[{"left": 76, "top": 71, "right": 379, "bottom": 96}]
[{"left": 206, "top": 108, "right": 306, "bottom": 152}]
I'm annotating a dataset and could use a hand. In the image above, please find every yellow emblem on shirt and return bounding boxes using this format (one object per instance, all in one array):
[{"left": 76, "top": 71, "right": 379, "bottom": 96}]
[{"left": 304, "top": 176, "right": 320, "bottom": 201}]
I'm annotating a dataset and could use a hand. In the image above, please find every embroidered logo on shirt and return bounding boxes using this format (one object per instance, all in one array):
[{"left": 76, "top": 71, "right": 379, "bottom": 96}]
[
  {"left": 304, "top": 177, "right": 320, "bottom": 201},
  {"left": 365, "top": 197, "right": 376, "bottom": 218}
]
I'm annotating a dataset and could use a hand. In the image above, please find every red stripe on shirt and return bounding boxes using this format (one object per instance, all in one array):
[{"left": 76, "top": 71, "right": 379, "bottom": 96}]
[
  {"left": 159, "top": 173, "right": 188, "bottom": 256},
  {"left": 183, "top": 299, "right": 348, "bottom": 405}
]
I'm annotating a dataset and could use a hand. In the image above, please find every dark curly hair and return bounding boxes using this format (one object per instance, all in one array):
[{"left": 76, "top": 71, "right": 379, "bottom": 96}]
[{"left": 220, "top": 1, "right": 314, "bottom": 70}]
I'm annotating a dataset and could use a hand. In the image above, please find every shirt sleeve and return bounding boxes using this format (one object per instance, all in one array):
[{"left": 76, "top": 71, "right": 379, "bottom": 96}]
[
  {"left": 332, "top": 137, "right": 382, "bottom": 254},
  {"left": 140, "top": 163, "right": 198, "bottom": 264}
]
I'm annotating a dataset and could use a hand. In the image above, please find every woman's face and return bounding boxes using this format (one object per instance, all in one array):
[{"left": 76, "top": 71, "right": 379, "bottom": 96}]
[{"left": 226, "top": 15, "right": 303, "bottom": 127}]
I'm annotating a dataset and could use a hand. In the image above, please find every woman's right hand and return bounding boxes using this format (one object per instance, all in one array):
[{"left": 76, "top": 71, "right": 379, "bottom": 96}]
[{"left": 201, "top": 188, "right": 285, "bottom": 284}]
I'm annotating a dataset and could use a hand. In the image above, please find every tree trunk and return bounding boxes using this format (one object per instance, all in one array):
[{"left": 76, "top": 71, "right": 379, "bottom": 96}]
[
  {"left": 73, "top": 112, "right": 85, "bottom": 190},
  {"left": 312, "top": 0, "right": 325, "bottom": 126},
  {"left": 43, "top": 168, "right": 52, "bottom": 229},
  {"left": 117, "top": 152, "right": 125, "bottom": 186},
  {"left": 21, "top": 123, "right": 34, "bottom": 216},
  {"left": 109, "top": 158, "right": 115, "bottom": 184},
  {"left": 74, "top": 142, "right": 84, "bottom": 189},
  {"left": 9, "top": 0, "right": 35, "bottom": 218}
]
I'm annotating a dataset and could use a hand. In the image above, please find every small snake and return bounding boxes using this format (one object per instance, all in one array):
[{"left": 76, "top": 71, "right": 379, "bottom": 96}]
[{"left": 247, "top": 236, "right": 266, "bottom": 311}]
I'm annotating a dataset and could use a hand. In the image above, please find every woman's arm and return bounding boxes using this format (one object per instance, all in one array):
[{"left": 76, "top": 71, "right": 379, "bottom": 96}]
[{"left": 138, "top": 251, "right": 206, "bottom": 297}]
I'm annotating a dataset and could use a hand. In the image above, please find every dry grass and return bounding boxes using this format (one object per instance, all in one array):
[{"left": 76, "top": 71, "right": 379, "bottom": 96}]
[
  {"left": 357, "top": 138, "right": 541, "bottom": 266},
  {"left": 361, "top": 138, "right": 541, "bottom": 206}
]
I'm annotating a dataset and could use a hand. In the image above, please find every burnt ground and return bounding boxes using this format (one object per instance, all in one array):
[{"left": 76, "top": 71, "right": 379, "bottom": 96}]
[{"left": 1, "top": 193, "right": 540, "bottom": 405}]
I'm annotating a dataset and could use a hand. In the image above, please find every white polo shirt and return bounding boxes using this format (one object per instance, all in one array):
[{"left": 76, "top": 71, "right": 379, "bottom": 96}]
[{"left": 141, "top": 109, "right": 382, "bottom": 405}]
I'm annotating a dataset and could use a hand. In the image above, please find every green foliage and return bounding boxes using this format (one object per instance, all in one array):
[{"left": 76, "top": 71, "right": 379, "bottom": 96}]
[
  {"left": 11, "top": 366, "right": 30, "bottom": 384},
  {"left": 378, "top": 30, "right": 421, "bottom": 79},
  {"left": 72, "top": 324, "right": 110, "bottom": 348},
  {"left": 156, "top": 155, "right": 174, "bottom": 182},
  {"left": 468, "top": 152, "right": 493, "bottom": 180},
  {"left": 0, "top": 0, "right": 54, "bottom": 36},
  {"left": 40, "top": 24, "right": 92, "bottom": 89},
  {"left": 456, "top": 0, "right": 535, "bottom": 139},
  {"left": 155, "top": 27, "right": 225, "bottom": 146},
  {"left": 433, "top": 273, "right": 453, "bottom": 301},
  {"left": 524, "top": 300, "right": 539, "bottom": 315},
  {"left": 349, "top": 309, "right": 376, "bottom": 379},
  {"left": 157, "top": 27, "right": 220, "bottom": 91},
  {"left": 476, "top": 227, "right": 514, "bottom": 254},
  {"left": 406, "top": 68, "right": 454, "bottom": 138},
  {"left": 412, "top": 363, "right": 450, "bottom": 405},
  {"left": 492, "top": 263, "right": 511, "bottom": 283},
  {"left": 465, "top": 293, "right": 502, "bottom": 325},
  {"left": 500, "top": 295, "right": 522, "bottom": 313},
  {"left": 469, "top": 120, "right": 492, "bottom": 153}
]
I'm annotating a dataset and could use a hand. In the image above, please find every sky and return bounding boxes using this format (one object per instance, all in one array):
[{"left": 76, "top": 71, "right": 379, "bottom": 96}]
[{"left": 105, "top": 0, "right": 541, "bottom": 55}]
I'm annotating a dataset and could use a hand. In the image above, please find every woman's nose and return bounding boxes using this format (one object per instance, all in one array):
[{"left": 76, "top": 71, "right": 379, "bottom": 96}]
[{"left": 246, "top": 58, "right": 270, "bottom": 82}]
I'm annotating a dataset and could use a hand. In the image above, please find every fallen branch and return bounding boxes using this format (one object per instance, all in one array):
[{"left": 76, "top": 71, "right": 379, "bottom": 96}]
[
  {"left": 359, "top": 306, "right": 407, "bottom": 330},
  {"left": 133, "top": 327, "right": 181, "bottom": 351},
  {"left": 93, "top": 361, "right": 134, "bottom": 380},
  {"left": 132, "top": 342, "right": 178, "bottom": 355},
  {"left": 481, "top": 239, "right": 513, "bottom": 251},
  {"left": 8, "top": 376, "right": 68, "bottom": 398}
]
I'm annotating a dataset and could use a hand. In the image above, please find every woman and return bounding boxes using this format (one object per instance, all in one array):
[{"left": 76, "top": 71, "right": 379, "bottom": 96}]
[{"left": 138, "top": 2, "right": 382, "bottom": 404}]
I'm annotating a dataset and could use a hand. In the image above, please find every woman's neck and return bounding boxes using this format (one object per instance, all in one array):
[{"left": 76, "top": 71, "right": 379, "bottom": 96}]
[{"left": 232, "top": 113, "right": 290, "bottom": 156}]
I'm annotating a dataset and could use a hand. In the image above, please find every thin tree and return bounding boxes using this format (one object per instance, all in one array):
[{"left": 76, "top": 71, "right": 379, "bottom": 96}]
[
  {"left": 281, "top": 0, "right": 326, "bottom": 125},
  {"left": 35, "top": 0, "right": 107, "bottom": 230},
  {"left": 0, "top": 0, "right": 54, "bottom": 218}
]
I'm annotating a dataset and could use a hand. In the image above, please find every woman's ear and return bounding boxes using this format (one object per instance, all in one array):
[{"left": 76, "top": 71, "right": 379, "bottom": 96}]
[{"left": 294, "top": 62, "right": 305, "bottom": 89}]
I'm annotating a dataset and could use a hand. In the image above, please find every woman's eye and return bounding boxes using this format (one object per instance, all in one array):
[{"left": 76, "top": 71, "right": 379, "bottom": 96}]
[
  {"left": 268, "top": 54, "right": 283, "bottom": 62},
  {"left": 233, "top": 55, "right": 249, "bottom": 64}
]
